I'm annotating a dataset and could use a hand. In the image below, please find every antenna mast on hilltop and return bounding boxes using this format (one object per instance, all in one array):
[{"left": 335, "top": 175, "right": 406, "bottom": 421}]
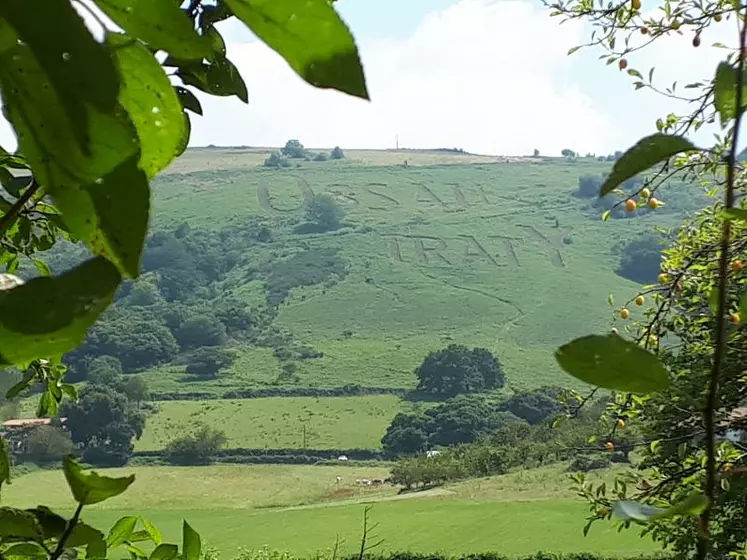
[{"left": 395, "top": 134, "right": 399, "bottom": 150}]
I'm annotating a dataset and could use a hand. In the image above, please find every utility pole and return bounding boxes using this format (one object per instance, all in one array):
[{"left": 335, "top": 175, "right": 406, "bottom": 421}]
[
  {"left": 302, "top": 423, "right": 307, "bottom": 449},
  {"left": 396, "top": 134, "right": 399, "bottom": 150}
]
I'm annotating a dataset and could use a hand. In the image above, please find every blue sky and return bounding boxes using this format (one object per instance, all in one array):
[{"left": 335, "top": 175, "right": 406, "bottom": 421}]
[
  {"left": 0, "top": 0, "right": 736, "bottom": 156},
  {"left": 190, "top": 0, "right": 736, "bottom": 156}
]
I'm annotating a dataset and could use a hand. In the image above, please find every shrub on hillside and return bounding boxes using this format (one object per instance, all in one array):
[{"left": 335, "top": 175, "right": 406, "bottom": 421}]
[
  {"left": 176, "top": 315, "right": 227, "bottom": 349},
  {"left": 166, "top": 425, "right": 228, "bottom": 465},
  {"left": 415, "top": 344, "right": 504, "bottom": 396},
  {"left": 569, "top": 454, "right": 611, "bottom": 472},
  {"left": 24, "top": 425, "right": 74, "bottom": 464},
  {"left": 313, "top": 152, "right": 328, "bottom": 162},
  {"left": 263, "top": 152, "right": 291, "bottom": 168},
  {"left": 303, "top": 194, "right": 345, "bottom": 232},
  {"left": 185, "top": 347, "right": 235, "bottom": 377},
  {"left": 330, "top": 146, "right": 344, "bottom": 160},
  {"left": 265, "top": 248, "right": 346, "bottom": 305},
  {"left": 281, "top": 139, "right": 307, "bottom": 159},
  {"left": 86, "top": 355, "right": 123, "bottom": 385},
  {"left": 500, "top": 386, "right": 564, "bottom": 425},
  {"left": 616, "top": 234, "right": 667, "bottom": 284}
]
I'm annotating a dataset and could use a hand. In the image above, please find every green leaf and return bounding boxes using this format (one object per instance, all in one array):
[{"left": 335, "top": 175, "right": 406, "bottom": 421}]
[
  {"left": 0, "top": 507, "right": 43, "bottom": 540},
  {"left": 182, "top": 521, "right": 201, "bottom": 560},
  {"left": 708, "top": 286, "right": 720, "bottom": 314},
  {"left": 722, "top": 208, "right": 747, "bottom": 222},
  {"left": 657, "top": 494, "right": 709, "bottom": 518},
  {"left": 140, "top": 517, "right": 162, "bottom": 545},
  {"left": 0, "top": 174, "right": 32, "bottom": 198},
  {"left": 177, "top": 112, "right": 191, "bottom": 158},
  {"left": 37, "top": 390, "right": 58, "bottom": 418},
  {"left": 174, "top": 87, "right": 203, "bottom": 116},
  {"left": 0, "top": 31, "right": 148, "bottom": 277},
  {"left": 61, "top": 383, "right": 79, "bottom": 401},
  {"left": 67, "top": 522, "right": 107, "bottom": 558},
  {"left": 554, "top": 334, "right": 670, "bottom": 393},
  {"left": 601, "top": 209, "right": 611, "bottom": 221},
  {"left": 714, "top": 62, "right": 747, "bottom": 127},
  {"left": 0, "top": 436, "right": 10, "bottom": 489},
  {"left": 613, "top": 495, "right": 709, "bottom": 522},
  {"left": 224, "top": 0, "right": 368, "bottom": 99},
  {"left": 177, "top": 56, "right": 248, "bottom": 103},
  {"left": 106, "top": 516, "right": 138, "bottom": 548},
  {"left": 32, "top": 258, "right": 51, "bottom": 277},
  {"left": 149, "top": 544, "right": 179, "bottom": 560},
  {"left": 598, "top": 134, "right": 697, "bottom": 196},
  {"left": 63, "top": 456, "right": 134, "bottom": 506},
  {"left": 0, "top": 0, "right": 120, "bottom": 148},
  {"left": 128, "top": 530, "right": 153, "bottom": 543},
  {"left": 127, "top": 544, "right": 148, "bottom": 559},
  {"left": 26, "top": 507, "right": 67, "bottom": 540},
  {"left": 0, "top": 257, "right": 120, "bottom": 366},
  {"left": 93, "top": 0, "right": 211, "bottom": 60},
  {"left": 108, "top": 33, "right": 186, "bottom": 178},
  {"left": 613, "top": 500, "right": 663, "bottom": 521},
  {"left": 4, "top": 543, "right": 47, "bottom": 558}
]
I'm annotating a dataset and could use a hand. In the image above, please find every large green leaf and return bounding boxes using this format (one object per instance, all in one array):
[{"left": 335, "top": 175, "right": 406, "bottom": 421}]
[
  {"left": 714, "top": 62, "right": 747, "bottom": 127},
  {"left": 0, "top": 27, "right": 148, "bottom": 277},
  {"left": 93, "top": 0, "right": 211, "bottom": 60},
  {"left": 63, "top": 456, "right": 135, "bottom": 506},
  {"left": 182, "top": 521, "right": 201, "bottom": 560},
  {"left": 0, "top": 507, "right": 43, "bottom": 540},
  {"left": 613, "top": 495, "right": 709, "bottom": 522},
  {"left": 598, "top": 134, "right": 697, "bottom": 196},
  {"left": 149, "top": 544, "right": 179, "bottom": 560},
  {"left": 67, "top": 522, "right": 107, "bottom": 558},
  {"left": 177, "top": 57, "right": 248, "bottom": 103},
  {"left": 106, "top": 516, "right": 138, "bottom": 548},
  {"left": 108, "top": 34, "right": 186, "bottom": 178},
  {"left": 224, "top": 0, "right": 368, "bottom": 99},
  {"left": 0, "top": 0, "right": 119, "bottom": 148},
  {"left": 0, "top": 258, "right": 120, "bottom": 366},
  {"left": 26, "top": 507, "right": 67, "bottom": 540},
  {"left": 554, "top": 334, "right": 670, "bottom": 393}
]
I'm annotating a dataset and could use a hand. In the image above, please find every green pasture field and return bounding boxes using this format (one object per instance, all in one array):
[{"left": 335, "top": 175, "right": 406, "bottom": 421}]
[
  {"left": 144, "top": 151, "right": 698, "bottom": 394},
  {"left": 4, "top": 464, "right": 658, "bottom": 557},
  {"left": 136, "top": 395, "right": 404, "bottom": 451}
]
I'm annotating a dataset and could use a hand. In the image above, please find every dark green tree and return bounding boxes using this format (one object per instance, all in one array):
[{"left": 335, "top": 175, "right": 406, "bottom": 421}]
[
  {"left": 61, "top": 385, "right": 145, "bottom": 467},
  {"left": 616, "top": 234, "right": 667, "bottom": 284},
  {"left": 330, "top": 146, "right": 344, "bottom": 160},
  {"left": 281, "top": 139, "right": 307, "bottom": 159},
  {"left": 415, "top": 344, "right": 504, "bottom": 397},
  {"left": 24, "top": 425, "right": 74, "bottom": 465},
  {"left": 123, "top": 375, "right": 150, "bottom": 408},
  {"left": 86, "top": 355, "right": 123, "bottom": 386},
  {"left": 381, "top": 412, "right": 428, "bottom": 455}
]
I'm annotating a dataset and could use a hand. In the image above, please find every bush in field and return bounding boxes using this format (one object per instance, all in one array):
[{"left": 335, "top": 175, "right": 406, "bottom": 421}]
[
  {"left": 304, "top": 194, "right": 344, "bottom": 232},
  {"left": 166, "top": 425, "right": 228, "bottom": 465},
  {"left": 616, "top": 234, "right": 667, "bottom": 284},
  {"left": 501, "top": 386, "right": 564, "bottom": 425},
  {"left": 176, "top": 315, "right": 227, "bottom": 349},
  {"left": 25, "top": 425, "right": 74, "bottom": 465},
  {"left": 330, "top": 146, "right": 344, "bottom": 160},
  {"left": 263, "top": 152, "right": 291, "bottom": 168}
]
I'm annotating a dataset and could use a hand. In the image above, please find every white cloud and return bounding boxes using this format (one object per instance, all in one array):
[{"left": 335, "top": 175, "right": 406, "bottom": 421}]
[{"left": 191, "top": 0, "right": 613, "bottom": 156}]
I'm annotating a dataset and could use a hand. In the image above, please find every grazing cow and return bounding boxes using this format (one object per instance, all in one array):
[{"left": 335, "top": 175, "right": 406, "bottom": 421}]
[
  {"left": 371, "top": 479, "right": 383, "bottom": 486},
  {"left": 426, "top": 449, "right": 441, "bottom": 458},
  {"left": 337, "top": 455, "right": 349, "bottom": 461},
  {"left": 336, "top": 476, "right": 343, "bottom": 484}
]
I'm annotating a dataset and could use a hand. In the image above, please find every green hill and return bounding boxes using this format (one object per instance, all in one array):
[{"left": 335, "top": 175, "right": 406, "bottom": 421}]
[{"left": 58, "top": 148, "right": 704, "bottom": 399}]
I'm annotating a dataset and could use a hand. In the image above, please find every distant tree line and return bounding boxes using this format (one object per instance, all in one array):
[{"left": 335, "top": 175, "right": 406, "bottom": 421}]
[{"left": 263, "top": 139, "right": 345, "bottom": 168}]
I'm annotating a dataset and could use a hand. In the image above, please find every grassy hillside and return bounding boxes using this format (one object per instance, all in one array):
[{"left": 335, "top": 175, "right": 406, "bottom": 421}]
[
  {"left": 135, "top": 151, "right": 696, "bottom": 395},
  {"left": 4, "top": 464, "right": 657, "bottom": 557},
  {"left": 136, "top": 395, "right": 403, "bottom": 451}
]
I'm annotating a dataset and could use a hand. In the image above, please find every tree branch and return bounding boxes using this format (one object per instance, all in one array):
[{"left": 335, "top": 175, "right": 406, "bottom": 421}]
[
  {"left": 698, "top": 11, "right": 747, "bottom": 560},
  {"left": 0, "top": 179, "right": 41, "bottom": 238},
  {"left": 50, "top": 501, "right": 84, "bottom": 560}
]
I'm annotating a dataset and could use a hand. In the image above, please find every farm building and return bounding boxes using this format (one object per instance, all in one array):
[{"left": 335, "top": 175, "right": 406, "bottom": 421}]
[{"left": 1, "top": 417, "right": 67, "bottom": 455}]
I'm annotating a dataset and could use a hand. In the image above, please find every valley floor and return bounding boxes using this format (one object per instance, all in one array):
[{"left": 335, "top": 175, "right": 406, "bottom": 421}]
[{"left": 4, "top": 464, "right": 658, "bottom": 557}]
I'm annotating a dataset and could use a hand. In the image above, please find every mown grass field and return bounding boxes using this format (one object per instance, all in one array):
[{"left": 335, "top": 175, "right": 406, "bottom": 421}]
[
  {"left": 144, "top": 150, "right": 696, "bottom": 395},
  {"left": 4, "top": 464, "right": 657, "bottom": 557},
  {"left": 136, "top": 396, "right": 404, "bottom": 451}
]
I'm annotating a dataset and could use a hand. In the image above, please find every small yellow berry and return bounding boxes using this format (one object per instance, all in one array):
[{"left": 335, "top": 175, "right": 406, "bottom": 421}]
[
  {"left": 635, "top": 295, "right": 645, "bottom": 306},
  {"left": 658, "top": 273, "right": 670, "bottom": 285},
  {"left": 625, "top": 199, "right": 637, "bottom": 212},
  {"left": 619, "top": 308, "right": 631, "bottom": 320}
]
